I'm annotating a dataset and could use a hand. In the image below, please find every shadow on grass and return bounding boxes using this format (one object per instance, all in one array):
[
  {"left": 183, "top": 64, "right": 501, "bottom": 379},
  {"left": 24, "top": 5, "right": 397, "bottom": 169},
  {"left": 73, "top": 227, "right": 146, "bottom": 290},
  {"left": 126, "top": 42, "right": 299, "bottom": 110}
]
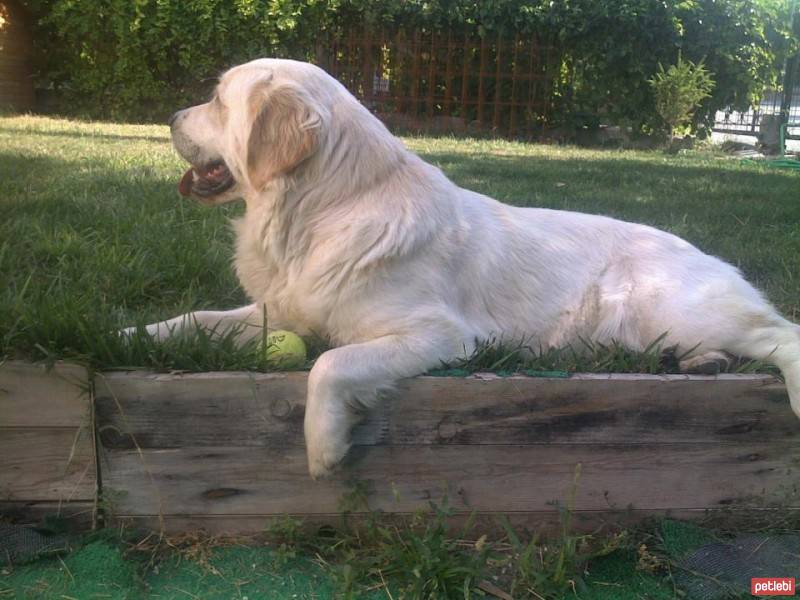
[
  {"left": 0, "top": 150, "right": 248, "bottom": 370},
  {"left": 0, "top": 152, "right": 75, "bottom": 184},
  {"left": 419, "top": 149, "right": 800, "bottom": 202},
  {"left": 0, "top": 125, "right": 170, "bottom": 143},
  {"left": 416, "top": 150, "right": 800, "bottom": 266},
  {"left": 0, "top": 150, "right": 184, "bottom": 205}
]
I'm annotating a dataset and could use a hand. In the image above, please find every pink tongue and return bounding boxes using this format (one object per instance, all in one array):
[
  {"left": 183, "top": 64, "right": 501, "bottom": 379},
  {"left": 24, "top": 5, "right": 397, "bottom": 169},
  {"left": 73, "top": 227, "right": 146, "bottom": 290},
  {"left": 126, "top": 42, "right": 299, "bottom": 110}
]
[{"left": 178, "top": 168, "right": 194, "bottom": 196}]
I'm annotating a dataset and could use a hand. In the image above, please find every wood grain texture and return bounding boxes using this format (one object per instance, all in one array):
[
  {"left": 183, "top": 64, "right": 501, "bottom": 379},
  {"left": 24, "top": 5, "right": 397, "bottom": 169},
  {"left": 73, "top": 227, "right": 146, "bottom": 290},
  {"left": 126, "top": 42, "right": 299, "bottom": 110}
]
[
  {"left": 0, "top": 428, "right": 96, "bottom": 502},
  {"left": 95, "top": 370, "right": 800, "bottom": 531},
  {"left": 0, "top": 360, "right": 95, "bottom": 522},
  {"left": 101, "top": 443, "right": 800, "bottom": 517},
  {"left": 95, "top": 372, "right": 794, "bottom": 449},
  {"left": 0, "top": 361, "right": 90, "bottom": 427},
  {"left": 95, "top": 371, "right": 308, "bottom": 449}
]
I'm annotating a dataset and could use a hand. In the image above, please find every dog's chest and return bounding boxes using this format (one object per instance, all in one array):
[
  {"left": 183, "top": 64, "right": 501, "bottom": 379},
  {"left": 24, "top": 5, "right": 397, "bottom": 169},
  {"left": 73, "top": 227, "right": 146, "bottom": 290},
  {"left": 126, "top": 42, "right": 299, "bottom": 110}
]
[{"left": 232, "top": 214, "right": 347, "bottom": 333}]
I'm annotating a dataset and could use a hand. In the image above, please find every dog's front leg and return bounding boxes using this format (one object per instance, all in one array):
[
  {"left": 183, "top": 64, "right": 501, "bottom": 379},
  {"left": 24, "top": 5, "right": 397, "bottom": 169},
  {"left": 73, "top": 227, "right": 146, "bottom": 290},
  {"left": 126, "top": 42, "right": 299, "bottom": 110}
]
[
  {"left": 304, "top": 332, "right": 458, "bottom": 478},
  {"left": 122, "top": 303, "right": 266, "bottom": 344}
]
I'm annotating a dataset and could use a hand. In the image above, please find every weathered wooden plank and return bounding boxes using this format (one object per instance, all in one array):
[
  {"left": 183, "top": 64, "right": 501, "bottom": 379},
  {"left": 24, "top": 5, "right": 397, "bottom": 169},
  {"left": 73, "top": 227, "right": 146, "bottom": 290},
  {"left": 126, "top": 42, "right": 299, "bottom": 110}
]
[
  {"left": 0, "top": 361, "right": 90, "bottom": 427},
  {"left": 0, "top": 501, "right": 95, "bottom": 531},
  {"left": 95, "top": 371, "right": 307, "bottom": 449},
  {"left": 112, "top": 507, "right": 800, "bottom": 536},
  {"left": 94, "top": 372, "right": 794, "bottom": 449},
  {"left": 387, "top": 374, "right": 793, "bottom": 445},
  {"left": 101, "top": 442, "right": 800, "bottom": 517},
  {"left": 110, "top": 512, "right": 624, "bottom": 536},
  {"left": 0, "top": 428, "right": 96, "bottom": 502}
]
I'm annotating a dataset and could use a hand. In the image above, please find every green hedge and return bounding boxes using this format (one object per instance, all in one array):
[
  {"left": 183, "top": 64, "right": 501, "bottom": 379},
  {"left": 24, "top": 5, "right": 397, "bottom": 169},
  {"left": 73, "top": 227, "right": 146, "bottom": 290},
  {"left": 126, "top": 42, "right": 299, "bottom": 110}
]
[{"left": 20, "top": 0, "right": 799, "bottom": 132}]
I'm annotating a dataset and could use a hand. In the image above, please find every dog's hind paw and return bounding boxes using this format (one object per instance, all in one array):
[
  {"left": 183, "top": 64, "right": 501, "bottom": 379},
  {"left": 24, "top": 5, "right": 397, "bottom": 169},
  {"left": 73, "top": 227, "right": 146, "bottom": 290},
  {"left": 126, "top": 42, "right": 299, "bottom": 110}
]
[{"left": 679, "top": 351, "right": 731, "bottom": 375}]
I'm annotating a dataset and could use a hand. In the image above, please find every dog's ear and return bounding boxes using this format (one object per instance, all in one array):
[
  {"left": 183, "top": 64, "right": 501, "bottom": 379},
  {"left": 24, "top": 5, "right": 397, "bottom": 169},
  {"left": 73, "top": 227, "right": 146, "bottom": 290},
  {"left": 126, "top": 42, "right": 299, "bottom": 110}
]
[{"left": 246, "top": 83, "right": 322, "bottom": 190}]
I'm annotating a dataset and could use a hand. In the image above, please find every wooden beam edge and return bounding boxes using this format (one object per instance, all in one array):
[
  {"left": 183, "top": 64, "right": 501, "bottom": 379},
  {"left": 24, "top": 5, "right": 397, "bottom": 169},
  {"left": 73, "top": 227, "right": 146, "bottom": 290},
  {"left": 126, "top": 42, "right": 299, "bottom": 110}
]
[
  {"left": 110, "top": 507, "right": 800, "bottom": 535},
  {"left": 95, "top": 370, "right": 783, "bottom": 384}
]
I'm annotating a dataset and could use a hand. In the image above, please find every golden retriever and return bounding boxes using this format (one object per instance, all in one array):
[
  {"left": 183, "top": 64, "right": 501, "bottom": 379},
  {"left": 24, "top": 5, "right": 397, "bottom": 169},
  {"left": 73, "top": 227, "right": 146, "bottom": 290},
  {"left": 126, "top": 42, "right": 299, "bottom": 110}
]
[{"left": 126, "top": 58, "right": 800, "bottom": 478}]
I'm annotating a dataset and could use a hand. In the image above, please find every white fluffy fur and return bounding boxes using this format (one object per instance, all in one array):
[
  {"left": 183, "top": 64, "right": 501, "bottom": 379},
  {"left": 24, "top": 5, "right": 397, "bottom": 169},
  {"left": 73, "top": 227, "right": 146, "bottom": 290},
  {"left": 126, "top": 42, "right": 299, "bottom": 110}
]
[{"left": 134, "top": 58, "right": 800, "bottom": 478}]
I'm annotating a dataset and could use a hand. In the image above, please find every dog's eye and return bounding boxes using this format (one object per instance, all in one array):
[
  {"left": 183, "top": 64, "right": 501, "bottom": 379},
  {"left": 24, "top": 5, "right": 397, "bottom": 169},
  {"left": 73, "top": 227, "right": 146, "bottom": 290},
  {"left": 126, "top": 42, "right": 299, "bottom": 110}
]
[{"left": 209, "top": 91, "right": 227, "bottom": 119}]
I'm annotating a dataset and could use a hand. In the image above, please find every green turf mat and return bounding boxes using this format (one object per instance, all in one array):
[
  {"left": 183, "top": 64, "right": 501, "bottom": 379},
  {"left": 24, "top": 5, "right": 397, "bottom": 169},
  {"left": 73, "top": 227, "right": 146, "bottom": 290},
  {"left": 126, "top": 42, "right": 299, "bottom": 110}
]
[
  {"left": 660, "top": 519, "right": 719, "bottom": 559},
  {"left": 145, "top": 546, "right": 341, "bottom": 599},
  {"left": 582, "top": 549, "right": 675, "bottom": 600},
  {"left": 0, "top": 540, "right": 390, "bottom": 600},
  {"left": 1, "top": 541, "right": 139, "bottom": 600}
]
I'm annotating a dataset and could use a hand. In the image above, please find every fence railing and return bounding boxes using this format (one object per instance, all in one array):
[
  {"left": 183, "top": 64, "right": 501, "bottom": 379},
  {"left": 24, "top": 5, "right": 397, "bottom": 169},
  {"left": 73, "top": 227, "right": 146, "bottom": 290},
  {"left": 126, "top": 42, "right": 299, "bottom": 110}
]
[
  {"left": 713, "top": 87, "right": 800, "bottom": 135},
  {"left": 315, "top": 29, "right": 560, "bottom": 138}
]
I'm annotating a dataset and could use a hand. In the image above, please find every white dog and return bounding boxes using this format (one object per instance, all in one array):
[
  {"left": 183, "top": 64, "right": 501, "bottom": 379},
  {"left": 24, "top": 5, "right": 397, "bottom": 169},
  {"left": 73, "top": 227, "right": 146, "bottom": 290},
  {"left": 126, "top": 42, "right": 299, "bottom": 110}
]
[{"left": 129, "top": 58, "right": 800, "bottom": 478}]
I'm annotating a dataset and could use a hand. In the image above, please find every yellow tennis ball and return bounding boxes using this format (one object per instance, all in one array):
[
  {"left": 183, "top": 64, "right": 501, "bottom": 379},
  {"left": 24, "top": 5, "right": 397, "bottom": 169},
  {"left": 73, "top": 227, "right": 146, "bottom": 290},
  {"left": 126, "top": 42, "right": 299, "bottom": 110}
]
[{"left": 264, "top": 330, "right": 307, "bottom": 369}]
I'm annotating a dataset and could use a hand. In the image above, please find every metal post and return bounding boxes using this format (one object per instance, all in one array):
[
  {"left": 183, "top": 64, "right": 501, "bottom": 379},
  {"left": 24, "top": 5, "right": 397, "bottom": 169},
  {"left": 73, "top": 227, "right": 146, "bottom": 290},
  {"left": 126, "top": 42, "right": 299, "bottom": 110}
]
[{"left": 779, "top": 0, "right": 798, "bottom": 125}]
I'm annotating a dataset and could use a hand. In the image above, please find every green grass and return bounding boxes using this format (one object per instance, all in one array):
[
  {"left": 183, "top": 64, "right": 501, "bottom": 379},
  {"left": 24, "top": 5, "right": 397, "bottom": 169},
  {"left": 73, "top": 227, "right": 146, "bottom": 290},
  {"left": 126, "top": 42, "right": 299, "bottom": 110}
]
[
  {"left": 2, "top": 508, "right": 780, "bottom": 599},
  {"left": 1, "top": 115, "right": 799, "bottom": 371}
]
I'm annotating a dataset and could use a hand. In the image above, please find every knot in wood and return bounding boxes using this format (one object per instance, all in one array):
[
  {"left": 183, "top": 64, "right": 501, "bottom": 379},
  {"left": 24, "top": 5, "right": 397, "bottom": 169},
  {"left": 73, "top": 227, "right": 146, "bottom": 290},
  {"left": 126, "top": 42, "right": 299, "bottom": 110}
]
[
  {"left": 203, "top": 487, "right": 244, "bottom": 500},
  {"left": 269, "top": 397, "right": 293, "bottom": 419},
  {"left": 437, "top": 417, "right": 461, "bottom": 441}
]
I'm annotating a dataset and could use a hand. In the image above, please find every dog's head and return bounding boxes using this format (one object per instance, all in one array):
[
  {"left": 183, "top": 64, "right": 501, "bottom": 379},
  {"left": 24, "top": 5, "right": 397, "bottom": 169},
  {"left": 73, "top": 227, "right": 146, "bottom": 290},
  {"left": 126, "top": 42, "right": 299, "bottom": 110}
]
[{"left": 170, "top": 59, "right": 332, "bottom": 204}]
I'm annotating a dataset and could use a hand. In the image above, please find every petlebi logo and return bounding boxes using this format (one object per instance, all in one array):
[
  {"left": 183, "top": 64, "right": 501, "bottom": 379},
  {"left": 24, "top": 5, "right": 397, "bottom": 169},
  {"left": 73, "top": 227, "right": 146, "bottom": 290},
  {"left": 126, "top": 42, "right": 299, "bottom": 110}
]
[{"left": 751, "top": 578, "right": 795, "bottom": 596}]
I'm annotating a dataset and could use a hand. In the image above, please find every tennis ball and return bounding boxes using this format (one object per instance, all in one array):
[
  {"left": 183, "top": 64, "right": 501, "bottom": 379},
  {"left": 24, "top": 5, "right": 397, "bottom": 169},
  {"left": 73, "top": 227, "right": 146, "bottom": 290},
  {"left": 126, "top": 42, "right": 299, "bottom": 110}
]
[{"left": 264, "top": 330, "right": 307, "bottom": 369}]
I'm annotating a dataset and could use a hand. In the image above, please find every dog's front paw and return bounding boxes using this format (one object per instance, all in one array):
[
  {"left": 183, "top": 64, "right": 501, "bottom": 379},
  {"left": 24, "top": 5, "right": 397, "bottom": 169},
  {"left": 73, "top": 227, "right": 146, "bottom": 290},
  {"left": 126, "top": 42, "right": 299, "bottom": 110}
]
[
  {"left": 306, "top": 431, "right": 351, "bottom": 479},
  {"left": 119, "top": 324, "right": 160, "bottom": 340}
]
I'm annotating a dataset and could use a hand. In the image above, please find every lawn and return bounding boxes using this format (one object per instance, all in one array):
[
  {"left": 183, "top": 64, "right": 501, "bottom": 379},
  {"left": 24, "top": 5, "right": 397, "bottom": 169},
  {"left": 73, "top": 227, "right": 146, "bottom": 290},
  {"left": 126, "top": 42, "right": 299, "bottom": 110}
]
[
  {"left": 2, "top": 114, "right": 800, "bottom": 597},
  {"left": 1, "top": 114, "right": 799, "bottom": 373}
]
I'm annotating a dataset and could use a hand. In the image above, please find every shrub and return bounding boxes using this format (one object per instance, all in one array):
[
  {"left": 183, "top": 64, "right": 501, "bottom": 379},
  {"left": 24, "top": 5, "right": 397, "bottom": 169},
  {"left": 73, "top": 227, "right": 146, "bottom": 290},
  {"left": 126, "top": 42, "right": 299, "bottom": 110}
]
[
  {"left": 21, "top": 0, "right": 333, "bottom": 121},
  {"left": 649, "top": 55, "right": 716, "bottom": 137},
  {"left": 19, "top": 0, "right": 796, "bottom": 132}
]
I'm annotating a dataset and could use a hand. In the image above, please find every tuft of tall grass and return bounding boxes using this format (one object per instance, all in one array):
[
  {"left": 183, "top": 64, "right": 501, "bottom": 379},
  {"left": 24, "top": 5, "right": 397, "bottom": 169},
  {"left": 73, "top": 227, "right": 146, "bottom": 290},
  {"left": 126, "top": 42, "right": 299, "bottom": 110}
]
[
  {"left": 430, "top": 334, "right": 778, "bottom": 377},
  {"left": 263, "top": 477, "right": 638, "bottom": 600},
  {"left": 266, "top": 498, "right": 494, "bottom": 599}
]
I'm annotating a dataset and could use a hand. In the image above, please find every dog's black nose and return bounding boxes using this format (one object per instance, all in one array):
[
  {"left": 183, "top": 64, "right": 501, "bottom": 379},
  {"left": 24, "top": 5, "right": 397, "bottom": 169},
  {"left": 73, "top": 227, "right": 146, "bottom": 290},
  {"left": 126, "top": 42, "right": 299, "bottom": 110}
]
[{"left": 168, "top": 111, "right": 181, "bottom": 127}]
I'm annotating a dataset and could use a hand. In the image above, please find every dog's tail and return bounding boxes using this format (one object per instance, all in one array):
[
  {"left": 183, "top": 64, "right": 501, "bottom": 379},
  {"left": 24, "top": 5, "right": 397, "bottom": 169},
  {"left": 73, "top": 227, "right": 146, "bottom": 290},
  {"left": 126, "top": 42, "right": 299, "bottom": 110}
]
[
  {"left": 785, "top": 367, "right": 800, "bottom": 419},
  {"left": 734, "top": 317, "right": 800, "bottom": 418},
  {"left": 777, "top": 343, "right": 800, "bottom": 419}
]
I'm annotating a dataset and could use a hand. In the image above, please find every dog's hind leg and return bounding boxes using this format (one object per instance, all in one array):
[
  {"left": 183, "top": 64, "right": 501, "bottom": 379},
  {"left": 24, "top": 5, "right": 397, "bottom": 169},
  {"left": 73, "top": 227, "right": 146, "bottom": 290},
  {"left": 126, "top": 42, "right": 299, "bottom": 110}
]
[{"left": 679, "top": 351, "right": 731, "bottom": 375}]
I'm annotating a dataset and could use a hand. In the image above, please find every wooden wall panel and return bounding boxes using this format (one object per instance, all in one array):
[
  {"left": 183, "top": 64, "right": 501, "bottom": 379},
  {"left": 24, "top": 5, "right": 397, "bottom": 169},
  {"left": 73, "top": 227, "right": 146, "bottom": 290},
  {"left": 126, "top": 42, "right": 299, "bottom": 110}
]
[
  {"left": 95, "top": 371, "right": 800, "bottom": 532},
  {"left": 0, "top": 361, "right": 95, "bottom": 529}
]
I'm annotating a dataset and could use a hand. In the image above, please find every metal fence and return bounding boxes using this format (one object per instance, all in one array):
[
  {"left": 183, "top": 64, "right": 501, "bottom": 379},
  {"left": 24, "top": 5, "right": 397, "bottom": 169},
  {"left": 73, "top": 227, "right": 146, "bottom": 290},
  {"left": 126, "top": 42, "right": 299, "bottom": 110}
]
[
  {"left": 315, "top": 29, "right": 560, "bottom": 138},
  {"left": 316, "top": 29, "right": 798, "bottom": 142},
  {"left": 713, "top": 87, "right": 800, "bottom": 135}
]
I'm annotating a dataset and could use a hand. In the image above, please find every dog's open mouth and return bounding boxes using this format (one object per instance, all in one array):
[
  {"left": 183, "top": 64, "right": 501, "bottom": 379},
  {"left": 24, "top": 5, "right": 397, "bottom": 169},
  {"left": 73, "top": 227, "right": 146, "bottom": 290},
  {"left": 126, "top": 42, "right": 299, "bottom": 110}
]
[{"left": 178, "top": 161, "right": 235, "bottom": 198}]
